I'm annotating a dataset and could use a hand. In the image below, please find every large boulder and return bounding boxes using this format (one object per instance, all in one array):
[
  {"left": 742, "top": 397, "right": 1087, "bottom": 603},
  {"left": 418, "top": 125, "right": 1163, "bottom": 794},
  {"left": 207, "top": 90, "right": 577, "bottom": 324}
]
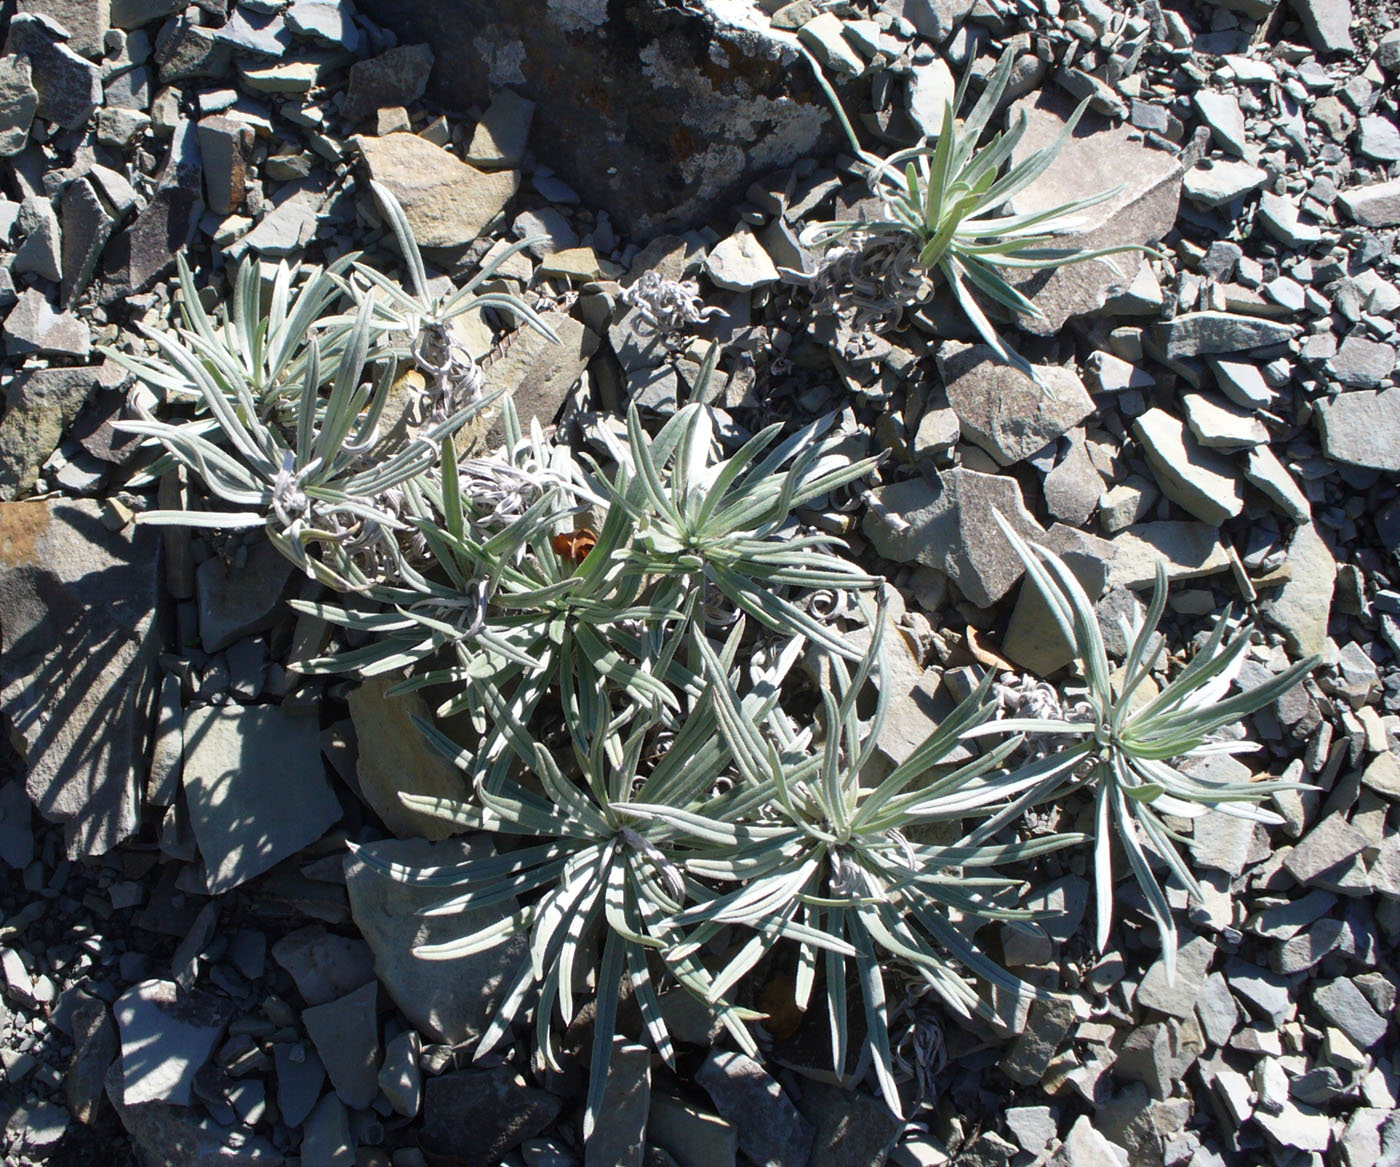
[
  {"left": 0, "top": 499, "right": 161, "bottom": 857},
  {"left": 349, "top": 0, "right": 832, "bottom": 239}
]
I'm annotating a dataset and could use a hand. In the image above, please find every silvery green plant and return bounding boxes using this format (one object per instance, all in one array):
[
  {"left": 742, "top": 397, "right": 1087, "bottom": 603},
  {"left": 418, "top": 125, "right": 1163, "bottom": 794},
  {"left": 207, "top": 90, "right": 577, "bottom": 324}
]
[
  {"left": 588, "top": 368, "right": 884, "bottom": 661},
  {"left": 109, "top": 187, "right": 551, "bottom": 592},
  {"left": 344, "top": 181, "right": 558, "bottom": 426},
  {"left": 967, "top": 519, "right": 1319, "bottom": 978},
  {"left": 108, "top": 251, "right": 356, "bottom": 423},
  {"left": 651, "top": 604, "right": 1083, "bottom": 1114},
  {"left": 802, "top": 50, "right": 1153, "bottom": 379},
  {"left": 353, "top": 661, "right": 770, "bottom": 1144}
]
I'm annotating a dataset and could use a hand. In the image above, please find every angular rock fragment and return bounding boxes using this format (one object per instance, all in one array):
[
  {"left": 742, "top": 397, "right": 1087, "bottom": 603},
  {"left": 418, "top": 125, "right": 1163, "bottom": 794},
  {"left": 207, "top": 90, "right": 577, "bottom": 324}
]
[
  {"left": 340, "top": 43, "right": 433, "bottom": 126},
  {"left": 0, "top": 56, "right": 38, "bottom": 157},
  {"left": 197, "top": 116, "right": 253, "bottom": 216},
  {"left": 2, "top": 288, "right": 89, "bottom": 360},
  {"left": 16, "top": 0, "right": 112, "bottom": 60},
  {"left": 60, "top": 176, "right": 117, "bottom": 306},
  {"left": 270, "top": 925, "right": 375, "bottom": 1007},
  {"left": 939, "top": 342, "right": 1094, "bottom": 466},
  {"left": 704, "top": 226, "right": 779, "bottom": 291},
  {"left": 696, "top": 1051, "right": 813, "bottom": 1167},
  {"left": 378, "top": 1030, "right": 422, "bottom": 1119},
  {"left": 345, "top": 836, "right": 524, "bottom": 1044},
  {"left": 355, "top": 132, "right": 518, "bottom": 248},
  {"left": 0, "top": 498, "right": 160, "bottom": 857},
  {"left": 14, "top": 194, "right": 63, "bottom": 283},
  {"left": 1133, "top": 408, "right": 1243, "bottom": 525},
  {"left": 1005, "top": 90, "right": 1181, "bottom": 333},
  {"left": 467, "top": 88, "right": 535, "bottom": 169},
  {"left": 106, "top": 1061, "right": 283, "bottom": 1165},
  {"left": 1337, "top": 178, "right": 1400, "bottom": 226},
  {"left": 114, "top": 980, "right": 233, "bottom": 1106},
  {"left": 347, "top": 676, "right": 469, "bottom": 840},
  {"left": 4, "top": 14, "right": 103, "bottom": 129},
  {"left": 419, "top": 1066, "right": 560, "bottom": 1164},
  {"left": 195, "top": 537, "right": 295, "bottom": 653},
  {"left": 182, "top": 704, "right": 339, "bottom": 893},
  {"left": 586, "top": 1040, "right": 650, "bottom": 1167},
  {"left": 862, "top": 468, "right": 1044, "bottom": 607},
  {"left": 1316, "top": 389, "right": 1400, "bottom": 472},
  {"left": 302, "top": 980, "right": 380, "bottom": 1110},
  {"left": 1261, "top": 522, "right": 1335, "bottom": 659},
  {"left": 0, "top": 365, "right": 114, "bottom": 500},
  {"left": 1147, "top": 312, "right": 1298, "bottom": 359},
  {"left": 1181, "top": 159, "right": 1268, "bottom": 207}
]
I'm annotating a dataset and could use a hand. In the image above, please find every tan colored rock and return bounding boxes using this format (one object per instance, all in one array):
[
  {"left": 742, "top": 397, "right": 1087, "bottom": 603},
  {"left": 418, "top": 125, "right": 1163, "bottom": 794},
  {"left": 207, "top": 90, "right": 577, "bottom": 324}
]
[
  {"left": 354, "top": 132, "right": 518, "bottom": 248},
  {"left": 347, "top": 675, "right": 468, "bottom": 841}
]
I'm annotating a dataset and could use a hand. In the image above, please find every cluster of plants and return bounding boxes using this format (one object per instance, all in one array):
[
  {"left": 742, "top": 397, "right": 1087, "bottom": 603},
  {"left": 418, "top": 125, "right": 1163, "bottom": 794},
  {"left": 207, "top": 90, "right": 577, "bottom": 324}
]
[{"left": 111, "top": 58, "right": 1317, "bottom": 1143}]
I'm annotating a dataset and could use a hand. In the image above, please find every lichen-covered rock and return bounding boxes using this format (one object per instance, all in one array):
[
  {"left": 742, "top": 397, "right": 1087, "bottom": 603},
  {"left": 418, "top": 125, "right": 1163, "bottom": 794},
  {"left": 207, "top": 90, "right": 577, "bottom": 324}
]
[{"left": 351, "top": 0, "right": 833, "bottom": 239}]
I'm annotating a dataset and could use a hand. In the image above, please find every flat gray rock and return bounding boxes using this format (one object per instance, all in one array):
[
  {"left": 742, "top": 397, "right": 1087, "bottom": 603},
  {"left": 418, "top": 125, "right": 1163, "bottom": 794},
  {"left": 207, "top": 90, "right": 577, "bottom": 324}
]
[
  {"left": 378, "top": 1030, "right": 422, "bottom": 1118},
  {"left": 1107, "top": 521, "right": 1231, "bottom": 588},
  {"left": 340, "top": 43, "right": 433, "bottom": 126},
  {"left": 114, "top": 979, "right": 233, "bottom": 1106},
  {"left": 1261, "top": 521, "right": 1335, "bottom": 659},
  {"left": 3, "top": 14, "right": 102, "bottom": 129},
  {"left": 182, "top": 704, "right": 339, "bottom": 894},
  {"left": 585, "top": 1040, "right": 649, "bottom": 1167},
  {"left": 354, "top": 132, "right": 519, "bottom": 249},
  {"left": 0, "top": 364, "right": 117, "bottom": 500},
  {"left": 419, "top": 1066, "right": 561, "bottom": 1165},
  {"left": 1312, "top": 978, "right": 1388, "bottom": 1048},
  {"left": 195, "top": 536, "right": 295, "bottom": 653},
  {"left": 695, "top": 1050, "right": 813, "bottom": 1167},
  {"left": 0, "top": 498, "right": 160, "bottom": 858},
  {"left": 1328, "top": 336, "right": 1396, "bottom": 388},
  {"left": 344, "top": 835, "right": 525, "bottom": 1045},
  {"left": 15, "top": 0, "right": 112, "bottom": 59},
  {"left": 1194, "top": 91, "right": 1248, "bottom": 156},
  {"left": 270, "top": 925, "right": 375, "bottom": 1007},
  {"left": 1359, "top": 115, "right": 1400, "bottom": 162},
  {"left": 347, "top": 676, "right": 470, "bottom": 840},
  {"left": 1005, "top": 89, "right": 1181, "bottom": 334},
  {"left": 1137, "top": 935, "right": 1216, "bottom": 1019},
  {"left": 302, "top": 980, "right": 380, "bottom": 1110},
  {"left": 301, "top": 1094, "right": 354, "bottom": 1167},
  {"left": 1337, "top": 178, "right": 1400, "bottom": 226},
  {"left": 939, "top": 342, "right": 1094, "bottom": 466},
  {"left": 1316, "top": 388, "right": 1400, "bottom": 472},
  {"left": 863, "top": 468, "right": 1044, "bottom": 607},
  {"left": 1148, "top": 312, "right": 1298, "bottom": 358},
  {"left": 273, "top": 1042, "right": 325, "bottom": 1128},
  {"left": 3, "top": 288, "right": 90, "bottom": 360},
  {"left": 1133, "top": 408, "right": 1243, "bottom": 526},
  {"left": 999, "top": 998, "right": 1077, "bottom": 1086},
  {"left": 0, "top": 55, "right": 37, "bottom": 156},
  {"left": 1293, "top": 0, "right": 1355, "bottom": 53},
  {"left": 106, "top": 1061, "right": 284, "bottom": 1166},
  {"left": 1182, "top": 159, "right": 1268, "bottom": 207},
  {"left": 794, "top": 1079, "right": 902, "bottom": 1166},
  {"left": 704, "top": 226, "right": 779, "bottom": 291}
]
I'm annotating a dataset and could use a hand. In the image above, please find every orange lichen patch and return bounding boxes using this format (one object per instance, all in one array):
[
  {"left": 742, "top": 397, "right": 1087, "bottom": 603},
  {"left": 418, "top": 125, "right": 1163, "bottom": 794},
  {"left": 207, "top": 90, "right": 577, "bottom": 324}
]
[{"left": 0, "top": 500, "right": 50, "bottom": 567}]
